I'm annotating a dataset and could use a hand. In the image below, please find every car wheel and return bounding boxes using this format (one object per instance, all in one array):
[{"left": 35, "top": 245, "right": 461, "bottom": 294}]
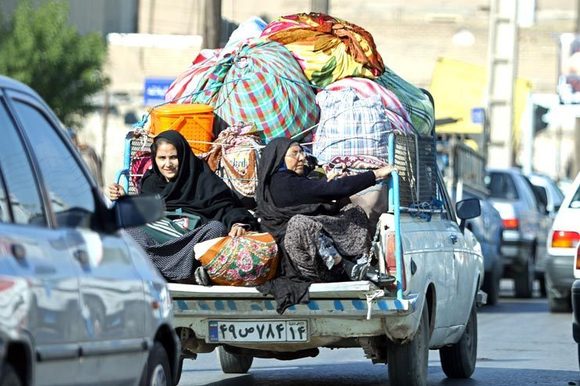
[
  {"left": 538, "top": 276, "right": 547, "bottom": 298},
  {"left": 0, "top": 363, "right": 22, "bottom": 386},
  {"left": 140, "top": 342, "right": 172, "bottom": 386},
  {"left": 514, "top": 258, "right": 533, "bottom": 298},
  {"left": 217, "top": 346, "right": 253, "bottom": 374},
  {"left": 439, "top": 301, "right": 478, "bottom": 378},
  {"left": 546, "top": 275, "right": 572, "bottom": 313},
  {"left": 548, "top": 292, "right": 572, "bottom": 313},
  {"left": 483, "top": 267, "right": 500, "bottom": 306},
  {"left": 387, "top": 304, "right": 429, "bottom": 386}
]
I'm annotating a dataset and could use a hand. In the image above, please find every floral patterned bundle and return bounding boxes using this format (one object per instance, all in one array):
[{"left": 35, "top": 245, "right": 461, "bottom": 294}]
[{"left": 195, "top": 232, "right": 279, "bottom": 286}]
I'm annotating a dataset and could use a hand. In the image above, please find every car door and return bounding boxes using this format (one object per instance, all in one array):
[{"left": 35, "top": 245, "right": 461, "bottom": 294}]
[
  {"left": 7, "top": 90, "right": 149, "bottom": 384},
  {"left": 434, "top": 173, "right": 477, "bottom": 327},
  {"left": 0, "top": 94, "right": 82, "bottom": 386}
]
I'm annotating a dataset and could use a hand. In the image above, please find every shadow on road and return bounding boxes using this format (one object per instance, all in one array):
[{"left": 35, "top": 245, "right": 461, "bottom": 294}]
[
  {"left": 479, "top": 298, "right": 550, "bottom": 314},
  {"left": 179, "top": 361, "right": 579, "bottom": 386}
]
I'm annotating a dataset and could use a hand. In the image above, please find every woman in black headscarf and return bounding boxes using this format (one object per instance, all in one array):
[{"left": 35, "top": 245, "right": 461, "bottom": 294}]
[
  {"left": 255, "top": 137, "right": 395, "bottom": 312},
  {"left": 108, "top": 130, "right": 257, "bottom": 283}
]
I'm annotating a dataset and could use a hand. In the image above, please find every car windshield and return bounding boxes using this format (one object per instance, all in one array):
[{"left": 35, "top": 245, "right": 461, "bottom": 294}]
[{"left": 486, "top": 172, "right": 519, "bottom": 200}]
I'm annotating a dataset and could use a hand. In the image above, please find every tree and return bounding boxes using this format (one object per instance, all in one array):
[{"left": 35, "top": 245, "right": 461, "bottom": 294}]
[{"left": 0, "top": 0, "right": 108, "bottom": 128}]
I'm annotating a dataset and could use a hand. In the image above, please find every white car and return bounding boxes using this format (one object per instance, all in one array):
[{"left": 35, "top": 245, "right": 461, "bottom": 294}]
[{"left": 546, "top": 172, "right": 580, "bottom": 312}]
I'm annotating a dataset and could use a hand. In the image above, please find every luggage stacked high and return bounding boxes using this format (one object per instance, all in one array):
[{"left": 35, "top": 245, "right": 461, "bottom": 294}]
[{"left": 147, "top": 13, "right": 437, "bottom": 209}]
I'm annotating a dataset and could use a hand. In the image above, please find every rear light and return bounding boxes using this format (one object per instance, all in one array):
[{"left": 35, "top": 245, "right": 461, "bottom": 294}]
[
  {"left": 551, "top": 231, "right": 580, "bottom": 248},
  {"left": 385, "top": 231, "right": 406, "bottom": 291},
  {"left": 502, "top": 218, "right": 519, "bottom": 230},
  {"left": 0, "top": 278, "right": 15, "bottom": 292},
  {"left": 575, "top": 246, "right": 580, "bottom": 270}
]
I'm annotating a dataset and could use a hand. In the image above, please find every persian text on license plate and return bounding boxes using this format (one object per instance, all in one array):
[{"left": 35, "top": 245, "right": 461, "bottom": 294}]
[{"left": 208, "top": 320, "right": 308, "bottom": 343}]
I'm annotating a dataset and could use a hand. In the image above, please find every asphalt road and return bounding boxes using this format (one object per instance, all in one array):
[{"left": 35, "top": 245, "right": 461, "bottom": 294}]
[{"left": 177, "top": 280, "right": 580, "bottom": 386}]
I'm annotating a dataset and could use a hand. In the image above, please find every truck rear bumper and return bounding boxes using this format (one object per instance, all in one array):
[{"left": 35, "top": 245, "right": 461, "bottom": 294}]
[{"left": 169, "top": 282, "right": 417, "bottom": 320}]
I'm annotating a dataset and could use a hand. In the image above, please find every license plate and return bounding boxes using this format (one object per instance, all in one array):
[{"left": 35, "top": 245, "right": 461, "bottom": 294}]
[{"left": 208, "top": 320, "right": 309, "bottom": 343}]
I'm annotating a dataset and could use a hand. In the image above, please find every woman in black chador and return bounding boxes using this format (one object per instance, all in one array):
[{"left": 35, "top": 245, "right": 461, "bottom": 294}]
[
  {"left": 255, "top": 137, "right": 395, "bottom": 312},
  {"left": 108, "top": 130, "right": 257, "bottom": 283}
]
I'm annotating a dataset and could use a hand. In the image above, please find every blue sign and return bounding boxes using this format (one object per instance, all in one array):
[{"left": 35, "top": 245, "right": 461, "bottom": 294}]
[
  {"left": 471, "top": 107, "right": 485, "bottom": 124},
  {"left": 144, "top": 77, "right": 174, "bottom": 106}
]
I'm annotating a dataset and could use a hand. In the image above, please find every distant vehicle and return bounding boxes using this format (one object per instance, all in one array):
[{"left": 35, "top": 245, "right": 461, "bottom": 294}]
[
  {"left": 527, "top": 173, "right": 565, "bottom": 216},
  {"left": 0, "top": 75, "right": 179, "bottom": 386},
  {"left": 485, "top": 168, "right": 551, "bottom": 298},
  {"left": 528, "top": 173, "right": 564, "bottom": 295},
  {"left": 437, "top": 139, "right": 503, "bottom": 305},
  {"left": 546, "top": 172, "right": 580, "bottom": 312},
  {"left": 462, "top": 188, "right": 504, "bottom": 305}
]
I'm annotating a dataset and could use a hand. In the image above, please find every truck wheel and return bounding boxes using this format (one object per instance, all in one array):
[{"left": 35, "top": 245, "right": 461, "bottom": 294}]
[
  {"left": 514, "top": 259, "right": 533, "bottom": 298},
  {"left": 140, "top": 342, "right": 172, "bottom": 386},
  {"left": 387, "top": 304, "right": 429, "bottom": 386},
  {"left": 217, "top": 346, "right": 253, "bottom": 374},
  {"left": 0, "top": 363, "right": 22, "bottom": 386},
  {"left": 174, "top": 357, "right": 184, "bottom": 385},
  {"left": 439, "top": 302, "right": 478, "bottom": 378}
]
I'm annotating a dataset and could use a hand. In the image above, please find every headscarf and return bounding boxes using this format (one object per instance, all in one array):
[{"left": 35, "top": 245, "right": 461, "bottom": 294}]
[
  {"left": 255, "top": 137, "right": 336, "bottom": 238},
  {"left": 141, "top": 130, "right": 257, "bottom": 229}
]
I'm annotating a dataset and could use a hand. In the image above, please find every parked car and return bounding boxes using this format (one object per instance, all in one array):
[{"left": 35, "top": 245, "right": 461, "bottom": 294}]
[
  {"left": 485, "top": 168, "right": 551, "bottom": 298},
  {"left": 461, "top": 188, "right": 504, "bottom": 305},
  {"left": 528, "top": 173, "right": 565, "bottom": 294},
  {"left": 546, "top": 172, "right": 580, "bottom": 312},
  {"left": 0, "top": 75, "right": 179, "bottom": 386},
  {"left": 571, "top": 244, "right": 580, "bottom": 368}
]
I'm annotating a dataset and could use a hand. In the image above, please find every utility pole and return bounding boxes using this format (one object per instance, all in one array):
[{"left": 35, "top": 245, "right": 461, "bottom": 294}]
[
  {"left": 310, "top": 0, "right": 330, "bottom": 13},
  {"left": 485, "top": 0, "right": 519, "bottom": 168},
  {"left": 204, "top": 0, "right": 222, "bottom": 49}
]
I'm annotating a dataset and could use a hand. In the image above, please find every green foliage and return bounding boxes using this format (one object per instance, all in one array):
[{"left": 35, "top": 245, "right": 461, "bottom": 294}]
[{"left": 0, "top": 0, "right": 109, "bottom": 128}]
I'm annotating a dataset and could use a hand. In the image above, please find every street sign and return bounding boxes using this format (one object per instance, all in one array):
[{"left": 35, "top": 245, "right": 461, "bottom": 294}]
[{"left": 144, "top": 77, "right": 174, "bottom": 106}]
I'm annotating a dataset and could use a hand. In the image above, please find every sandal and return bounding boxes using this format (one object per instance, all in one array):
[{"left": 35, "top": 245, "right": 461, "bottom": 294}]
[{"left": 194, "top": 266, "right": 211, "bottom": 286}]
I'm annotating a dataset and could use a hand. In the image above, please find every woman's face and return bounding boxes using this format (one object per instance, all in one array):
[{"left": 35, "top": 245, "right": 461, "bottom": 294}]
[
  {"left": 284, "top": 143, "right": 306, "bottom": 175},
  {"left": 155, "top": 142, "right": 179, "bottom": 181}
]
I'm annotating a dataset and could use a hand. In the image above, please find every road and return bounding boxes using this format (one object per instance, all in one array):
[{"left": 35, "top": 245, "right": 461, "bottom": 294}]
[{"left": 176, "top": 280, "right": 579, "bottom": 386}]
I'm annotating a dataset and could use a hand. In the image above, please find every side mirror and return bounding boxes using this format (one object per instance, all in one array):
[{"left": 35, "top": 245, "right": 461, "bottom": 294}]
[
  {"left": 113, "top": 194, "right": 164, "bottom": 229},
  {"left": 456, "top": 197, "right": 481, "bottom": 220},
  {"left": 456, "top": 198, "right": 481, "bottom": 233}
]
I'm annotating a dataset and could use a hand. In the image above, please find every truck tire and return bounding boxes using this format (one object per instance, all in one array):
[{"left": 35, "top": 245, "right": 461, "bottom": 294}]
[
  {"left": 387, "top": 304, "right": 429, "bottom": 386},
  {"left": 174, "top": 357, "right": 184, "bottom": 386},
  {"left": 217, "top": 346, "right": 253, "bottom": 374},
  {"left": 439, "top": 301, "right": 478, "bottom": 378},
  {"left": 0, "top": 363, "right": 22, "bottom": 386},
  {"left": 514, "top": 258, "right": 533, "bottom": 298},
  {"left": 140, "top": 342, "right": 172, "bottom": 386}
]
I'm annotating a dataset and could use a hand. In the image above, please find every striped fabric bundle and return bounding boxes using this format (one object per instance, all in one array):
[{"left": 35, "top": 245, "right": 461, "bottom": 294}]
[
  {"left": 261, "top": 13, "right": 384, "bottom": 88},
  {"left": 312, "top": 88, "right": 392, "bottom": 163},
  {"left": 188, "top": 39, "right": 319, "bottom": 143},
  {"left": 375, "top": 67, "right": 435, "bottom": 136},
  {"left": 164, "top": 49, "right": 220, "bottom": 104},
  {"left": 324, "top": 77, "right": 415, "bottom": 135}
]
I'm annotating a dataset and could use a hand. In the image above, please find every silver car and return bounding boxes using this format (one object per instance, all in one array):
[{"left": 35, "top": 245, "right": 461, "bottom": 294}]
[
  {"left": 527, "top": 173, "right": 564, "bottom": 295},
  {"left": 0, "top": 75, "right": 179, "bottom": 386},
  {"left": 485, "top": 168, "right": 551, "bottom": 298}
]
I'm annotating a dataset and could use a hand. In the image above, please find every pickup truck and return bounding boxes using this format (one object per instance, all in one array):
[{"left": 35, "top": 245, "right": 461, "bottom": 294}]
[{"left": 166, "top": 133, "right": 486, "bottom": 386}]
